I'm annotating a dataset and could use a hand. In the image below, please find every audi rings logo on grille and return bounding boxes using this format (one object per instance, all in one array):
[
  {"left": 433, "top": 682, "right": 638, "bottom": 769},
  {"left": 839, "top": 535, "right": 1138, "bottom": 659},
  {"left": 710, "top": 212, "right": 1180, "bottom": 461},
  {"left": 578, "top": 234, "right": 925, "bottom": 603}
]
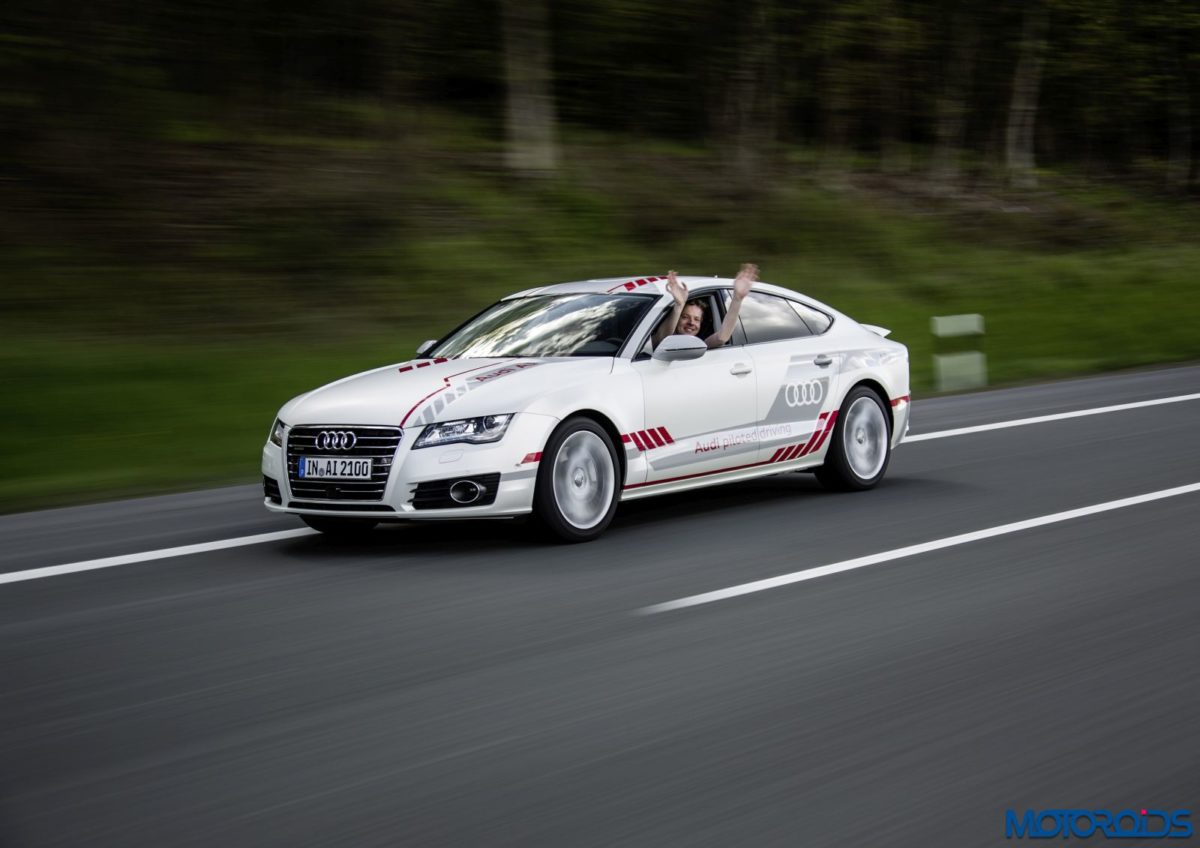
[
  {"left": 317, "top": 430, "right": 357, "bottom": 450},
  {"left": 784, "top": 380, "right": 824, "bottom": 408}
]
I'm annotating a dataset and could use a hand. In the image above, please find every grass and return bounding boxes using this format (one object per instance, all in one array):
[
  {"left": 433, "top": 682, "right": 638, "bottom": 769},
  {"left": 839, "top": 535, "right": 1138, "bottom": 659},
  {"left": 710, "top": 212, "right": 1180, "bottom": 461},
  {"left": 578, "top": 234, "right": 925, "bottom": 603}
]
[
  {"left": 2, "top": 129, "right": 1198, "bottom": 512},
  {"left": 0, "top": 338, "right": 418, "bottom": 510}
]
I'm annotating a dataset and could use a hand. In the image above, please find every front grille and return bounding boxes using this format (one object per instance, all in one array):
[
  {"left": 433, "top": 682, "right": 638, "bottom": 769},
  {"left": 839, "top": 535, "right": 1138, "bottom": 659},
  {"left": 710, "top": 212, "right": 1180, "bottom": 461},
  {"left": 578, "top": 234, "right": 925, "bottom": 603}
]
[
  {"left": 287, "top": 501, "right": 396, "bottom": 512},
  {"left": 286, "top": 426, "right": 402, "bottom": 502},
  {"left": 263, "top": 475, "right": 282, "bottom": 504},
  {"left": 411, "top": 473, "right": 501, "bottom": 510}
]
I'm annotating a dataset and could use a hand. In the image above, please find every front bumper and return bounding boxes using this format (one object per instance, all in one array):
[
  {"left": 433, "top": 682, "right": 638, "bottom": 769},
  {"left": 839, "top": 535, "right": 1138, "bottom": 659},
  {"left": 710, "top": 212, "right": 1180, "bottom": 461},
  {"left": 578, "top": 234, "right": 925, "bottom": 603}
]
[{"left": 261, "top": 412, "right": 559, "bottom": 520}]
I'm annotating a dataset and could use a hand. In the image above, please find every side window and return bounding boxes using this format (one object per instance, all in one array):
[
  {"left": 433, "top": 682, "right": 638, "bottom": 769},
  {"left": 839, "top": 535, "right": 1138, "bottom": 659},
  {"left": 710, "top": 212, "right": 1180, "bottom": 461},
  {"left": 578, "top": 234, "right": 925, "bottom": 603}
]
[
  {"left": 636, "top": 307, "right": 674, "bottom": 359},
  {"left": 637, "top": 292, "right": 721, "bottom": 357},
  {"left": 717, "top": 290, "right": 748, "bottom": 346},
  {"left": 789, "top": 301, "right": 832, "bottom": 335},
  {"left": 738, "top": 292, "right": 813, "bottom": 344}
]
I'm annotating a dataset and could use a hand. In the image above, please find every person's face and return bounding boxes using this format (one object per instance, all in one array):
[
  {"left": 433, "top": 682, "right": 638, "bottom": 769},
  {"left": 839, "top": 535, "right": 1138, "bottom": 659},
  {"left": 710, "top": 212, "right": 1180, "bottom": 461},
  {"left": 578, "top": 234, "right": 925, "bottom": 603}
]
[{"left": 677, "top": 304, "right": 703, "bottom": 336}]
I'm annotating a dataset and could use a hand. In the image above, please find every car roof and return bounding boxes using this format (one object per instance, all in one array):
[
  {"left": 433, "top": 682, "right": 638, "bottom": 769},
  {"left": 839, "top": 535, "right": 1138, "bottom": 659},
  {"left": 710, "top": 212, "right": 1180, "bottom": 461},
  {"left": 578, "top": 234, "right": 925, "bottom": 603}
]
[{"left": 503, "top": 275, "right": 816, "bottom": 303}]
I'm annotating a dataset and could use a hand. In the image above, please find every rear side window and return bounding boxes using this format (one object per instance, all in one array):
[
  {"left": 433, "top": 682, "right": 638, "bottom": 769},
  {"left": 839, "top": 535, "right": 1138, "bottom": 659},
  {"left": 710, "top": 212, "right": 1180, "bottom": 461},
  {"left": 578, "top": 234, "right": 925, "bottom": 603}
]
[
  {"left": 789, "top": 301, "right": 832, "bottom": 335},
  {"left": 738, "top": 292, "right": 813, "bottom": 344}
]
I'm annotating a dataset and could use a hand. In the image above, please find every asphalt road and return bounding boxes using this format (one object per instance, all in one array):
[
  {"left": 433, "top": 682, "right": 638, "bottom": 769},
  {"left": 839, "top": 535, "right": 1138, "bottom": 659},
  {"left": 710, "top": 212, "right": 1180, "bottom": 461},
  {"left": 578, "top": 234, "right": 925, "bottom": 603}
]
[{"left": 2, "top": 364, "right": 1198, "bottom": 847}]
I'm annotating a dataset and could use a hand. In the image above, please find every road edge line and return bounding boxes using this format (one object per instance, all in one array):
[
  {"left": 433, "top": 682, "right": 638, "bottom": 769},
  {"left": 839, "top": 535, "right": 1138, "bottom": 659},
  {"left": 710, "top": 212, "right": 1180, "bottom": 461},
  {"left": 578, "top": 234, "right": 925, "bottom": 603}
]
[
  {"left": 906, "top": 393, "right": 1200, "bottom": 442},
  {"left": 0, "top": 528, "right": 318, "bottom": 586},
  {"left": 638, "top": 482, "right": 1200, "bottom": 614}
]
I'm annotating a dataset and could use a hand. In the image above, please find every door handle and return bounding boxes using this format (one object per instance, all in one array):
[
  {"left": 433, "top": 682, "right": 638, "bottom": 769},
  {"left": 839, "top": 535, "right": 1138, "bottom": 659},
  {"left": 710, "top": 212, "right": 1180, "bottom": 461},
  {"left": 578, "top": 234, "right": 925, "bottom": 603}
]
[
  {"left": 730, "top": 363, "right": 753, "bottom": 376},
  {"left": 814, "top": 355, "right": 833, "bottom": 367}
]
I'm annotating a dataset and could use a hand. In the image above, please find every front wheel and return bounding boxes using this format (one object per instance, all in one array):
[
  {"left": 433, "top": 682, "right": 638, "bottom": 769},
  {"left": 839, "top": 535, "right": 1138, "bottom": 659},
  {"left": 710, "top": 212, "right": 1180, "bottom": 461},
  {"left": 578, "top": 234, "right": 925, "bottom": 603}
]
[
  {"left": 815, "top": 386, "right": 892, "bottom": 491},
  {"left": 301, "top": 515, "right": 379, "bottom": 536},
  {"left": 532, "top": 417, "right": 620, "bottom": 543}
]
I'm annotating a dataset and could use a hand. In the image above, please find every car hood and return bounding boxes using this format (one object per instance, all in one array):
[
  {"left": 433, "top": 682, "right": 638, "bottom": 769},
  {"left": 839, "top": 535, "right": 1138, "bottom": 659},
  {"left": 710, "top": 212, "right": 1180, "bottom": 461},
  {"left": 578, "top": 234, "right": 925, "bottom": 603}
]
[{"left": 279, "top": 357, "right": 614, "bottom": 428}]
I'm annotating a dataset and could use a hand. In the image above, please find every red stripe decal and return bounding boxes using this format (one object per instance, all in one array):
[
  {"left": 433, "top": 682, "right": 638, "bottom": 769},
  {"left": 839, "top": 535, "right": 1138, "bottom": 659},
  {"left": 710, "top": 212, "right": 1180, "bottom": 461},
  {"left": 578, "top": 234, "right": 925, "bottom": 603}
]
[
  {"left": 399, "top": 362, "right": 497, "bottom": 426},
  {"left": 416, "top": 361, "right": 431, "bottom": 368},
  {"left": 657, "top": 427, "right": 674, "bottom": 444},
  {"left": 398, "top": 365, "right": 413, "bottom": 373},
  {"left": 768, "top": 447, "right": 785, "bottom": 463},
  {"left": 646, "top": 429, "right": 666, "bottom": 448},
  {"left": 782, "top": 443, "right": 804, "bottom": 461},
  {"left": 890, "top": 395, "right": 910, "bottom": 407},
  {"left": 434, "top": 357, "right": 449, "bottom": 364},
  {"left": 810, "top": 411, "right": 839, "bottom": 452},
  {"left": 521, "top": 452, "right": 542, "bottom": 464},
  {"left": 630, "top": 431, "right": 647, "bottom": 451},
  {"left": 400, "top": 385, "right": 446, "bottom": 426},
  {"left": 796, "top": 414, "right": 829, "bottom": 457},
  {"left": 626, "top": 418, "right": 839, "bottom": 489},
  {"left": 608, "top": 276, "right": 663, "bottom": 292},
  {"left": 621, "top": 434, "right": 632, "bottom": 444}
]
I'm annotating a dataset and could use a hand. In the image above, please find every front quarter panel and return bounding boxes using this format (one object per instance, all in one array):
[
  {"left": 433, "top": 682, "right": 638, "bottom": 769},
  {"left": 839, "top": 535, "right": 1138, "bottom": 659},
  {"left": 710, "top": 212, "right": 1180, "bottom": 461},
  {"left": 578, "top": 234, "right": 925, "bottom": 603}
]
[{"left": 521, "top": 361, "right": 649, "bottom": 487}]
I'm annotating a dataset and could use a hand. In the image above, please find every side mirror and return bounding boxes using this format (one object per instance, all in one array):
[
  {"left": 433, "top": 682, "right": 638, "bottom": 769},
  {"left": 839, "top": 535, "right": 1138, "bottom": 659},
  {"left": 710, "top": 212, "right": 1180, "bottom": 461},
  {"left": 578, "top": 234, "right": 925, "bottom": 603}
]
[
  {"left": 415, "top": 339, "right": 438, "bottom": 357},
  {"left": 652, "top": 335, "right": 707, "bottom": 362}
]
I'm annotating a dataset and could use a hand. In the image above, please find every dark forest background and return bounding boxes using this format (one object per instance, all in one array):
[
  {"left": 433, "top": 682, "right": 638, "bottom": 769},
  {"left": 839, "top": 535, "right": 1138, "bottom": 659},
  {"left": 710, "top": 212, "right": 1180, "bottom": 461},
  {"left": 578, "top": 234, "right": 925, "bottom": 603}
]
[{"left": 2, "top": 0, "right": 1198, "bottom": 507}]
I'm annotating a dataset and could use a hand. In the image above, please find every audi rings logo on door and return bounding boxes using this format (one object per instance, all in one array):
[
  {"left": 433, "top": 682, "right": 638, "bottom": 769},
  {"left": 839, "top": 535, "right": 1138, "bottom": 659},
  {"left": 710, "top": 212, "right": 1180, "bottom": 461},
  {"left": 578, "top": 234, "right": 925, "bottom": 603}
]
[
  {"left": 317, "top": 430, "right": 357, "bottom": 450},
  {"left": 784, "top": 380, "right": 825, "bottom": 408}
]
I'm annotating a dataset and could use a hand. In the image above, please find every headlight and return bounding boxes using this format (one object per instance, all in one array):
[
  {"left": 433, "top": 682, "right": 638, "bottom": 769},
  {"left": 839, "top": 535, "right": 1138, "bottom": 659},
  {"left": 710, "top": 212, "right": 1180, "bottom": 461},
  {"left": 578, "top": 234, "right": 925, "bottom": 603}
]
[
  {"left": 415, "top": 414, "right": 514, "bottom": 448},
  {"left": 269, "top": 418, "right": 287, "bottom": 447}
]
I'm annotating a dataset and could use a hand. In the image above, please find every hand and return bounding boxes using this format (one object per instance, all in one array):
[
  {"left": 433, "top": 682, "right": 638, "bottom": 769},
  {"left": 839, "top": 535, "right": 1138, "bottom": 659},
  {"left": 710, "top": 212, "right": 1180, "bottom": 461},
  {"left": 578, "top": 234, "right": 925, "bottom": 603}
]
[
  {"left": 733, "top": 262, "right": 757, "bottom": 300},
  {"left": 666, "top": 270, "right": 688, "bottom": 306}
]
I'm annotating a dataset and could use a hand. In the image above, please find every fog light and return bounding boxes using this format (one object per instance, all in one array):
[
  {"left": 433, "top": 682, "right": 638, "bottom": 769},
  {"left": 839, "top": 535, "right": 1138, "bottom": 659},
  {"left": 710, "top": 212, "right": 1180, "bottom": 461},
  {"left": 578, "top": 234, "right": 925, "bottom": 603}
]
[{"left": 449, "top": 480, "right": 483, "bottom": 504}]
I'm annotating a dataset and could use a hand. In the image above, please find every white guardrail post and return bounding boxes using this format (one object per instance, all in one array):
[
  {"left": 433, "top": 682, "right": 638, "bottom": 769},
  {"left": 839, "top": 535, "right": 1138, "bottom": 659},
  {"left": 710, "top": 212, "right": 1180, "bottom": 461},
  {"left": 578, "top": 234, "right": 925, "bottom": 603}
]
[{"left": 931, "top": 313, "right": 987, "bottom": 391}]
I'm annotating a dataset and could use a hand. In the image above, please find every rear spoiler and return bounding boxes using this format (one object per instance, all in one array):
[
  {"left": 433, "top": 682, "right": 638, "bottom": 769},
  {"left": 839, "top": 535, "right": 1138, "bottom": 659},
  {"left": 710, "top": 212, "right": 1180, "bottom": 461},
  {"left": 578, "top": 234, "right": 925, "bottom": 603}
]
[{"left": 861, "top": 324, "right": 892, "bottom": 338}]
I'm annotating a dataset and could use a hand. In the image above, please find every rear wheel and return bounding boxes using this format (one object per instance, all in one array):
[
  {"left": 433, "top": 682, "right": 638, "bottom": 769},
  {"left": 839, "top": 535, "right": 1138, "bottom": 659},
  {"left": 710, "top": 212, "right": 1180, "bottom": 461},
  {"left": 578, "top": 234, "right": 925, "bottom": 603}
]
[
  {"left": 300, "top": 515, "right": 379, "bottom": 536},
  {"left": 815, "top": 386, "right": 892, "bottom": 491},
  {"left": 532, "top": 417, "right": 620, "bottom": 543}
]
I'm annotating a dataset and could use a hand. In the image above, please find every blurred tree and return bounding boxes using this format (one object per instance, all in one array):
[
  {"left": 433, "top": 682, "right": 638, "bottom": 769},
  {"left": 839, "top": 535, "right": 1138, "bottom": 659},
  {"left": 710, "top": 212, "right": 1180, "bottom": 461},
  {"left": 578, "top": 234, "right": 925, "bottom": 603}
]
[
  {"left": 1151, "top": 0, "right": 1200, "bottom": 191},
  {"left": 929, "top": 0, "right": 980, "bottom": 189},
  {"left": 1005, "top": 1, "right": 1048, "bottom": 188},
  {"left": 876, "top": 0, "right": 920, "bottom": 174},
  {"left": 501, "top": 0, "right": 558, "bottom": 173},
  {"left": 715, "top": 0, "right": 777, "bottom": 182},
  {"left": 817, "top": 0, "right": 865, "bottom": 176}
]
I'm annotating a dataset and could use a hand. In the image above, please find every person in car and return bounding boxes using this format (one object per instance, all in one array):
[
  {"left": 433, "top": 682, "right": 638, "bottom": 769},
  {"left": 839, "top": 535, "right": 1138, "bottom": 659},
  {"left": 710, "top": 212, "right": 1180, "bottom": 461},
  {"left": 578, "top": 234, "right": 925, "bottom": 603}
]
[{"left": 651, "top": 263, "right": 757, "bottom": 350}]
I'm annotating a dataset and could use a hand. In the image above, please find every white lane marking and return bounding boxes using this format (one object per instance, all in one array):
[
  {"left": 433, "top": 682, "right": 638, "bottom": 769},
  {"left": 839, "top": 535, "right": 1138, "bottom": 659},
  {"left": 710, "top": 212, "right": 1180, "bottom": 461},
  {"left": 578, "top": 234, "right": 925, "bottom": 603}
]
[
  {"left": 639, "top": 482, "right": 1200, "bottom": 614},
  {"left": 907, "top": 392, "right": 1200, "bottom": 442},
  {"left": 0, "top": 529, "right": 317, "bottom": 586}
]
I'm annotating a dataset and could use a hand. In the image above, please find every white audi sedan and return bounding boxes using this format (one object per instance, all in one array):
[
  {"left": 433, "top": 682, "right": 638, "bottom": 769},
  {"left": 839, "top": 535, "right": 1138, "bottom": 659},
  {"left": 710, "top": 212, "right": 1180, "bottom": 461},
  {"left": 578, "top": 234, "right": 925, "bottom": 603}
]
[{"left": 262, "top": 274, "right": 910, "bottom": 541}]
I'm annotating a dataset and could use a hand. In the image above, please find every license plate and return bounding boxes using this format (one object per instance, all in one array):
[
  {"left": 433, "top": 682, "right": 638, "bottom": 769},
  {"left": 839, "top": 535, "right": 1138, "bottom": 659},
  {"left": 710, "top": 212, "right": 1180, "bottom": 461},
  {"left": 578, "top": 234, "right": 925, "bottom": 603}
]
[{"left": 298, "top": 456, "right": 372, "bottom": 480}]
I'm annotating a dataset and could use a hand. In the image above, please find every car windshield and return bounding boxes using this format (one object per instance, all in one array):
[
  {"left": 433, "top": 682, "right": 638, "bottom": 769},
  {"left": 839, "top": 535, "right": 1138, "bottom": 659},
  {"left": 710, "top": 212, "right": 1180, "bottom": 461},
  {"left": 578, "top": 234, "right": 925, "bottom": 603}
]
[{"left": 432, "top": 293, "right": 657, "bottom": 358}]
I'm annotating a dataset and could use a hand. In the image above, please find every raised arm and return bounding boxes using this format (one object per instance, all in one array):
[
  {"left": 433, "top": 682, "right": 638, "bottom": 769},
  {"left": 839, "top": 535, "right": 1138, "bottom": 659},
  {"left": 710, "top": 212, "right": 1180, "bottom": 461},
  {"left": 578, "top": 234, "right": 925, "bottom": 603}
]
[
  {"left": 704, "top": 262, "right": 757, "bottom": 349},
  {"left": 651, "top": 270, "right": 688, "bottom": 348}
]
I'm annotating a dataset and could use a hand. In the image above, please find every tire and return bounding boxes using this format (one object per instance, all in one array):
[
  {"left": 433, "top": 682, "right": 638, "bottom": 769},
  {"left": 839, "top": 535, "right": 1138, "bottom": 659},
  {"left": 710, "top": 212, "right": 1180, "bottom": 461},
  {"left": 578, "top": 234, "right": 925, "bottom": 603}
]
[
  {"left": 815, "top": 385, "right": 892, "bottom": 491},
  {"left": 300, "top": 515, "right": 379, "bottom": 536},
  {"left": 532, "top": 416, "right": 621, "bottom": 543}
]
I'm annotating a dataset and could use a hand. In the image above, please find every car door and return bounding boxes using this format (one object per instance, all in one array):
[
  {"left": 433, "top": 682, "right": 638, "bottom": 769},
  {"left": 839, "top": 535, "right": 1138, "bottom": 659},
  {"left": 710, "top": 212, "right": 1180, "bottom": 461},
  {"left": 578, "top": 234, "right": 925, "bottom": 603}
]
[
  {"left": 734, "top": 291, "right": 842, "bottom": 465},
  {"left": 633, "top": 291, "right": 759, "bottom": 484}
]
